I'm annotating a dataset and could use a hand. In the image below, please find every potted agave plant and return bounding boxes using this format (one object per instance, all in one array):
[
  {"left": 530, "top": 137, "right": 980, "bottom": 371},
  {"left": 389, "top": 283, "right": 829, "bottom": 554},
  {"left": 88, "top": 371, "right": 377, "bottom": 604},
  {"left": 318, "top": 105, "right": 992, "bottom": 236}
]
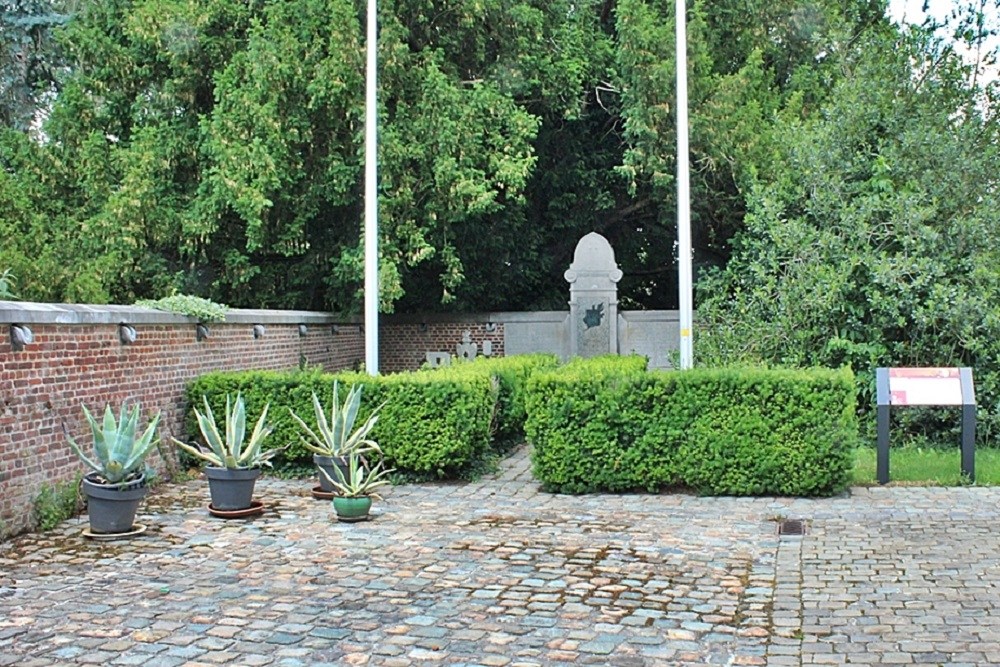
[
  {"left": 65, "top": 402, "right": 161, "bottom": 535},
  {"left": 321, "top": 449, "right": 394, "bottom": 522},
  {"left": 288, "top": 381, "right": 382, "bottom": 497},
  {"left": 172, "top": 393, "right": 280, "bottom": 515}
]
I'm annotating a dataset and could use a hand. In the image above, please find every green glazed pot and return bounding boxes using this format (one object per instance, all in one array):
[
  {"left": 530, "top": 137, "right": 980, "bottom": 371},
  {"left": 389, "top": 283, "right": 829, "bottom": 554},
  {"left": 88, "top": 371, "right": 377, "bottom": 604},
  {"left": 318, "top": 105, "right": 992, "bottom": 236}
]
[{"left": 332, "top": 496, "right": 372, "bottom": 521}]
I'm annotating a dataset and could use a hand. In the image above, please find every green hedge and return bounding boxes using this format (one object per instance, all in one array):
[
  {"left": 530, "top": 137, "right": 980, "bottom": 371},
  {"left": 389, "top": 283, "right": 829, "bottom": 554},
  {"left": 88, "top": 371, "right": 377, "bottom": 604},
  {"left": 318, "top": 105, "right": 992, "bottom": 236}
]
[
  {"left": 439, "top": 354, "right": 560, "bottom": 443},
  {"left": 186, "top": 367, "right": 496, "bottom": 478},
  {"left": 526, "top": 362, "right": 857, "bottom": 496}
]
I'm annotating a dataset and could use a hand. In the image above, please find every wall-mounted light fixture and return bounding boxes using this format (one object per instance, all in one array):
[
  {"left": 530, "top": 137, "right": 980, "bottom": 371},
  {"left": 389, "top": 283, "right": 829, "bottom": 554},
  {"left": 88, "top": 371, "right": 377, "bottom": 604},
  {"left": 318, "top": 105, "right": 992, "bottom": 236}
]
[
  {"left": 298, "top": 324, "right": 308, "bottom": 337},
  {"left": 419, "top": 322, "right": 428, "bottom": 333},
  {"left": 119, "top": 323, "right": 138, "bottom": 345},
  {"left": 331, "top": 324, "right": 340, "bottom": 334},
  {"left": 485, "top": 322, "right": 497, "bottom": 333},
  {"left": 10, "top": 324, "right": 33, "bottom": 351},
  {"left": 196, "top": 324, "right": 210, "bottom": 341},
  {"left": 253, "top": 324, "right": 265, "bottom": 339}
]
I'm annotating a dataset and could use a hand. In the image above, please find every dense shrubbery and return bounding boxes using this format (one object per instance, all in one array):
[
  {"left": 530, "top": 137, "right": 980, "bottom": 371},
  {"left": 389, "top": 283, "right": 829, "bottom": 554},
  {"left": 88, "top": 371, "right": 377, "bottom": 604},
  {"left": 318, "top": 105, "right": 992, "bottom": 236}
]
[
  {"left": 441, "top": 355, "right": 561, "bottom": 444},
  {"left": 187, "top": 365, "right": 503, "bottom": 478},
  {"left": 526, "top": 360, "right": 857, "bottom": 496},
  {"left": 696, "top": 28, "right": 1000, "bottom": 446}
]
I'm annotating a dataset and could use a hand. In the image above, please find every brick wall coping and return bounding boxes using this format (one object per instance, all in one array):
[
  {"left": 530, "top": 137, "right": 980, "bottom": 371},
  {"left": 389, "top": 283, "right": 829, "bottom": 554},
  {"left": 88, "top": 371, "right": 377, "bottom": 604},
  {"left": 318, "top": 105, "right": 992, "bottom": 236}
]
[{"left": 0, "top": 300, "right": 360, "bottom": 326}]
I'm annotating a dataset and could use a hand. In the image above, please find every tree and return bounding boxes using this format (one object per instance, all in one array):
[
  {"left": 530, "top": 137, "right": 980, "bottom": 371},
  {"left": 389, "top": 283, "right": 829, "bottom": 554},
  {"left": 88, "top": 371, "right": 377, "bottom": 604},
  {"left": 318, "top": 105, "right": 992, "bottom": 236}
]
[{"left": 696, "top": 18, "right": 1000, "bottom": 441}]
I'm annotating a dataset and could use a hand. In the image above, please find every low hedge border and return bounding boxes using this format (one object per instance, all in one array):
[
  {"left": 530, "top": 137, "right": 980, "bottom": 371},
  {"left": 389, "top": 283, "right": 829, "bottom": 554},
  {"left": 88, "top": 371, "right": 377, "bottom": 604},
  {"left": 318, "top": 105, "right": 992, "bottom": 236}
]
[
  {"left": 186, "top": 367, "right": 496, "bottom": 478},
  {"left": 526, "top": 361, "right": 857, "bottom": 496}
]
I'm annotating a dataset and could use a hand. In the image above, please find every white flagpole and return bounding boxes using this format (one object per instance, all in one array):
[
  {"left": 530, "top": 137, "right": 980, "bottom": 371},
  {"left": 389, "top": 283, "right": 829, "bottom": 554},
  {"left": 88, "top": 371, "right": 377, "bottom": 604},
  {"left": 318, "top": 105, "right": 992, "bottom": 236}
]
[
  {"left": 676, "top": 0, "right": 693, "bottom": 369},
  {"left": 364, "top": 0, "right": 379, "bottom": 375}
]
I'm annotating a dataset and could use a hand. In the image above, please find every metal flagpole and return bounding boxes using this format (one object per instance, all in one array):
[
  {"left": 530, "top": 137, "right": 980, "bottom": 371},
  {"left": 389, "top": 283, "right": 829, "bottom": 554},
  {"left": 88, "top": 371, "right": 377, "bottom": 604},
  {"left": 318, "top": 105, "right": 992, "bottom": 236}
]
[
  {"left": 675, "top": 0, "right": 693, "bottom": 369},
  {"left": 364, "top": 0, "right": 379, "bottom": 375}
]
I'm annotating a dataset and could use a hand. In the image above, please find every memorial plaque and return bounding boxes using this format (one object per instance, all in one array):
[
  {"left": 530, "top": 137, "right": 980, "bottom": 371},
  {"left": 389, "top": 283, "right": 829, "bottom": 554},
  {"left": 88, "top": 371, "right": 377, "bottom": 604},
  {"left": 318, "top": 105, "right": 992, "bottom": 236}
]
[{"left": 576, "top": 299, "right": 611, "bottom": 358}]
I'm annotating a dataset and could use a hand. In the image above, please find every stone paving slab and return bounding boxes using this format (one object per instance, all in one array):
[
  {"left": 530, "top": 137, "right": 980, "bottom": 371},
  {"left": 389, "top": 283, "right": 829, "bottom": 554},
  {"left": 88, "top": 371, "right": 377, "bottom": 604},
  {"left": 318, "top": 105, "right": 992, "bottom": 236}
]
[{"left": 1, "top": 446, "right": 999, "bottom": 666}]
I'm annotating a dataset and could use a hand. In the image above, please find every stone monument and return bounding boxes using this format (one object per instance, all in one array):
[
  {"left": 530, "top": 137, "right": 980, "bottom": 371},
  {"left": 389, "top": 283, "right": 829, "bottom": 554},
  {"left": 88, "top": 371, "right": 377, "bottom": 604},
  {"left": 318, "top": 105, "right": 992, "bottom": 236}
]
[
  {"left": 456, "top": 330, "right": 478, "bottom": 361},
  {"left": 564, "top": 232, "right": 622, "bottom": 358}
]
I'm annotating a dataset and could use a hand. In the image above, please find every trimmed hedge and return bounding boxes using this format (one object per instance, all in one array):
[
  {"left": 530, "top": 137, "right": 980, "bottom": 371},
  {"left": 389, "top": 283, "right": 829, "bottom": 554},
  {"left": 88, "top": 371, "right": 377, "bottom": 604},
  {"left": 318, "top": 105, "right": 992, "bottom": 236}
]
[
  {"left": 186, "top": 367, "right": 496, "bottom": 478},
  {"left": 526, "top": 362, "right": 857, "bottom": 496},
  {"left": 440, "top": 354, "right": 560, "bottom": 443}
]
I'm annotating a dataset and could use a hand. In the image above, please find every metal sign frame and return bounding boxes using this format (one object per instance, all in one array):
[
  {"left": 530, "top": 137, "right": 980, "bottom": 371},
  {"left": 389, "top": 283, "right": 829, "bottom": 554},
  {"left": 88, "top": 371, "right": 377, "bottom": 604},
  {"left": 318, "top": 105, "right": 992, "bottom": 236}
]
[{"left": 875, "top": 367, "right": 976, "bottom": 484}]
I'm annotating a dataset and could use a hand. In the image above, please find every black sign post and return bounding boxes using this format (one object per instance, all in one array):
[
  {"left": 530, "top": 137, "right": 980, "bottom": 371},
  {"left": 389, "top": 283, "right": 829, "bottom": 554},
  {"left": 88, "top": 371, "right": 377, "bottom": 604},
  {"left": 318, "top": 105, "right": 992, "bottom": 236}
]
[{"left": 875, "top": 367, "right": 976, "bottom": 484}]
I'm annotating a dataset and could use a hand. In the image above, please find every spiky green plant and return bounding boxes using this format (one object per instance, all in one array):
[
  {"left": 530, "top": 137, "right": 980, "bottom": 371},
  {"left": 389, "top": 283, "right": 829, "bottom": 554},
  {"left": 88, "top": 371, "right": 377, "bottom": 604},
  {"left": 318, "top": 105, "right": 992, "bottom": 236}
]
[
  {"left": 289, "top": 381, "right": 383, "bottom": 458},
  {"left": 319, "top": 452, "right": 394, "bottom": 500},
  {"left": 173, "top": 393, "right": 279, "bottom": 469},
  {"left": 65, "top": 403, "right": 161, "bottom": 484}
]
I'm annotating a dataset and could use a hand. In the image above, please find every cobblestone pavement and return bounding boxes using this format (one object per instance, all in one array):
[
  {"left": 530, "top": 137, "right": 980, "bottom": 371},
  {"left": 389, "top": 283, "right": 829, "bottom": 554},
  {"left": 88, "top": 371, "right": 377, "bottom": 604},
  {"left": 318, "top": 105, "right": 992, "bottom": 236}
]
[{"left": 2, "top": 446, "right": 999, "bottom": 666}]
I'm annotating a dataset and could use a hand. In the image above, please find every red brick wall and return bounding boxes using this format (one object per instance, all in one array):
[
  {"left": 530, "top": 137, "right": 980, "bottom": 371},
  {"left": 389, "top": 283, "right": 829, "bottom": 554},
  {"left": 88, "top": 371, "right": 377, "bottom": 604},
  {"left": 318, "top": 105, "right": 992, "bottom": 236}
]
[
  {"left": 0, "top": 315, "right": 363, "bottom": 537},
  {"left": 379, "top": 318, "right": 505, "bottom": 373}
]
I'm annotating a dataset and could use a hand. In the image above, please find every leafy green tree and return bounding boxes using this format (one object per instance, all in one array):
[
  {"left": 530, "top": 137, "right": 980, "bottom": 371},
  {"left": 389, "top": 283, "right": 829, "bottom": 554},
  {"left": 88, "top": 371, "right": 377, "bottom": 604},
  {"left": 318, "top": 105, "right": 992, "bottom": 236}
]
[{"left": 697, "top": 20, "right": 1000, "bottom": 442}]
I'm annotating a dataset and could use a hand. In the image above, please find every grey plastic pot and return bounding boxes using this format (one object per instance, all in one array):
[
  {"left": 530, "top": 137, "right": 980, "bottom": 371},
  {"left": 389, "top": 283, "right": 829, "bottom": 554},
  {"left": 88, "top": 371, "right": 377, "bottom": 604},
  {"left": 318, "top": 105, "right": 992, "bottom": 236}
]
[
  {"left": 313, "top": 454, "right": 349, "bottom": 492},
  {"left": 205, "top": 467, "right": 261, "bottom": 511},
  {"left": 82, "top": 473, "right": 148, "bottom": 534}
]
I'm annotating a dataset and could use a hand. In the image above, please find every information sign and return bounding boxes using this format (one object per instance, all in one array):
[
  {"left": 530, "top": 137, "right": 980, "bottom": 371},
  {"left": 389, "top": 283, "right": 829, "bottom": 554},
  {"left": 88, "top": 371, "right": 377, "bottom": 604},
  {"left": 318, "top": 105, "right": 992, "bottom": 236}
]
[{"left": 876, "top": 367, "right": 976, "bottom": 484}]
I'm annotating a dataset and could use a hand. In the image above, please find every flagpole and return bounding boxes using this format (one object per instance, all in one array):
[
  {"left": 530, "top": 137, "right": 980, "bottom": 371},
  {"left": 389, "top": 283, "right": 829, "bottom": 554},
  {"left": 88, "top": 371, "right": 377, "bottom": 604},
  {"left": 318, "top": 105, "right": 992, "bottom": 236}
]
[
  {"left": 676, "top": 0, "right": 693, "bottom": 369},
  {"left": 364, "top": 0, "right": 379, "bottom": 375}
]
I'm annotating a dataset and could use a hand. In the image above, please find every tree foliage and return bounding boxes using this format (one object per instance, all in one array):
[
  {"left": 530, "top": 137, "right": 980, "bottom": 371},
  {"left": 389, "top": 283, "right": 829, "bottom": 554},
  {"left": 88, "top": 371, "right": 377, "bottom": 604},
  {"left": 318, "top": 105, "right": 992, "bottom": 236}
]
[
  {"left": 697, "top": 18, "right": 1000, "bottom": 442},
  {"left": 2, "top": 0, "right": 891, "bottom": 313}
]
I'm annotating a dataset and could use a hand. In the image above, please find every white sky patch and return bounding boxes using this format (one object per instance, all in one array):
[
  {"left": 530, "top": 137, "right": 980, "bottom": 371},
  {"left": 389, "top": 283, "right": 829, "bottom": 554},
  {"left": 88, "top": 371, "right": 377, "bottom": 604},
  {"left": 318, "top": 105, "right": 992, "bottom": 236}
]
[{"left": 887, "top": 0, "right": 999, "bottom": 86}]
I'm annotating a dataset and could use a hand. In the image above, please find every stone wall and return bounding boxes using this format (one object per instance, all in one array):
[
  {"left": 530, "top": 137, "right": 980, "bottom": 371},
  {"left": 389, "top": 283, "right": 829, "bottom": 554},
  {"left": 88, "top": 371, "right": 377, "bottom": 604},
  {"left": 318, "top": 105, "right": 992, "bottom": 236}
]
[
  {"left": 381, "top": 310, "right": 680, "bottom": 372},
  {"left": 0, "top": 302, "right": 363, "bottom": 537}
]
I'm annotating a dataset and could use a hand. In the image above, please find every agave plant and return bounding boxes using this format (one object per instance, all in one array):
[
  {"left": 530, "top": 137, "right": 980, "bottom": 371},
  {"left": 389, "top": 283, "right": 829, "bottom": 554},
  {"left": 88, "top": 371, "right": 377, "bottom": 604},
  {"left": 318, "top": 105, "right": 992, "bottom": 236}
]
[
  {"left": 289, "top": 381, "right": 383, "bottom": 457},
  {"left": 319, "top": 453, "right": 394, "bottom": 499},
  {"left": 173, "top": 393, "right": 279, "bottom": 469},
  {"left": 65, "top": 403, "right": 161, "bottom": 484}
]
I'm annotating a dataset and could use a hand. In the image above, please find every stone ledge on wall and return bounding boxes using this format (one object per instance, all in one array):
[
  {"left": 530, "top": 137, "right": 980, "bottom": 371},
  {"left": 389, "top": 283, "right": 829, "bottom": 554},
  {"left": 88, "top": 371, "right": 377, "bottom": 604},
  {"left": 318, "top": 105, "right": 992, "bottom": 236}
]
[{"left": 0, "top": 300, "right": 360, "bottom": 326}]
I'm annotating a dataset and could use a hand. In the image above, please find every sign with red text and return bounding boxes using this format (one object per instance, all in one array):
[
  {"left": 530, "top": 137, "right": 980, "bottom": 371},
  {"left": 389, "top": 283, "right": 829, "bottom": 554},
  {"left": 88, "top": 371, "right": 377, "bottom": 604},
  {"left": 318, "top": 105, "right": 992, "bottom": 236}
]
[{"left": 888, "top": 367, "right": 963, "bottom": 406}]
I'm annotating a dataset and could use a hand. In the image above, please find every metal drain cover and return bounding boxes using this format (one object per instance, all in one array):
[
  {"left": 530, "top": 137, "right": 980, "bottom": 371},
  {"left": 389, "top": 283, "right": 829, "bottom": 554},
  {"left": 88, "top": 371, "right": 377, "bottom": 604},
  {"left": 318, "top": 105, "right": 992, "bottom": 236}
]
[{"left": 778, "top": 519, "right": 805, "bottom": 536}]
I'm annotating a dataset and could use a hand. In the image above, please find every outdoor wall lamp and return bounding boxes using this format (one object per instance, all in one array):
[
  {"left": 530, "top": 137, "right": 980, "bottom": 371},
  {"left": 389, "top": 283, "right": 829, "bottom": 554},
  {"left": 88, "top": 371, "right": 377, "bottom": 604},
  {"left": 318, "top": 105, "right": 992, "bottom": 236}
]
[
  {"left": 196, "top": 324, "right": 210, "bottom": 341},
  {"left": 119, "top": 323, "right": 138, "bottom": 345},
  {"left": 10, "top": 324, "right": 33, "bottom": 351},
  {"left": 253, "top": 324, "right": 265, "bottom": 339},
  {"left": 298, "top": 324, "right": 308, "bottom": 337}
]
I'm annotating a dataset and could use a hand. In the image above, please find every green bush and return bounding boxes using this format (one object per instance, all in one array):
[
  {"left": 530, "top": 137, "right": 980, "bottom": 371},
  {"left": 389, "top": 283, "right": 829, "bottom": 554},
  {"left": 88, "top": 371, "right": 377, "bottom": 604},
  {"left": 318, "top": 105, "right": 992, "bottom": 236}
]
[
  {"left": 526, "top": 361, "right": 857, "bottom": 496},
  {"left": 33, "top": 475, "right": 82, "bottom": 531},
  {"left": 441, "top": 354, "right": 560, "bottom": 444},
  {"left": 186, "top": 367, "right": 496, "bottom": 478},
  {"left": 135, "top": 294, "right": 229, "bottom": 322}
]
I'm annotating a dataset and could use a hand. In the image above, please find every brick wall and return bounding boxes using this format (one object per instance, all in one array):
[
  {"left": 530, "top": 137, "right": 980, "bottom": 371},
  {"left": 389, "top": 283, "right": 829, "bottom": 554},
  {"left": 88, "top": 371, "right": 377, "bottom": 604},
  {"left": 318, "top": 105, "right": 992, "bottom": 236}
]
[
  {"left": 379, "top": 315, "right": 506, "bottom": 373},
  {"left": 0, "top": 304, "right": 363, "bottom": 537}
]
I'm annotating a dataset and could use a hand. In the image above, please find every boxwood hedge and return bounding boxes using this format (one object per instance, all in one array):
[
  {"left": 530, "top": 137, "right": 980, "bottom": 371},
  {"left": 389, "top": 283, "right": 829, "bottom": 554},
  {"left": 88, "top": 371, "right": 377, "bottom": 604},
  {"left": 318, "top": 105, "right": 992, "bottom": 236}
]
[
  {"left": 441, "top": 354, "right": 560, "bottom": 443},
  {"left": 526, "top": 361, "right": 857, "bottom": 496},
  {"left": 186, "top": 367, "right": 496, "bottom": 478}
]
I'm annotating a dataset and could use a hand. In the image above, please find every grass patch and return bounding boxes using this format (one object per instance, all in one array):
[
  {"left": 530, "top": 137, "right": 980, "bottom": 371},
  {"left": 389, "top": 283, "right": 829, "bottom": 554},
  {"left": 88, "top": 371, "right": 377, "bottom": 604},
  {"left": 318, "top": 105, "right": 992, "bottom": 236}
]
[{"left": 852, "top": 446, "right": 1000, "bottom": 486}]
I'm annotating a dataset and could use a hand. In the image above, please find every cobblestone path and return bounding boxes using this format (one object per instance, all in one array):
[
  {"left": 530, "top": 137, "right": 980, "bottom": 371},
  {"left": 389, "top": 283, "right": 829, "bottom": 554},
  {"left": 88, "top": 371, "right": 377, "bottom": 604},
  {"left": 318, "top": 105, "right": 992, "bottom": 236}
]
[{"left": 2, "top": 446, "right": 999, "bottom": 666}]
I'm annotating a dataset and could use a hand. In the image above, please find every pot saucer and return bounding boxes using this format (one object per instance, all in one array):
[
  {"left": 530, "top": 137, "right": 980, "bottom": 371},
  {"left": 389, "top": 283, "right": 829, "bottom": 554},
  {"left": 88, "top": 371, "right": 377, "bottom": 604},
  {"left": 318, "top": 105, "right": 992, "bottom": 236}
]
[
  {"left": 208, "top": 500, "right": 264, "bottom": 519},
  {"left": 83, "top": 523, "right": 148, "bottom": 540},
  {"left": 311, "top": 486, "right": 336, "bottom": 500}
]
